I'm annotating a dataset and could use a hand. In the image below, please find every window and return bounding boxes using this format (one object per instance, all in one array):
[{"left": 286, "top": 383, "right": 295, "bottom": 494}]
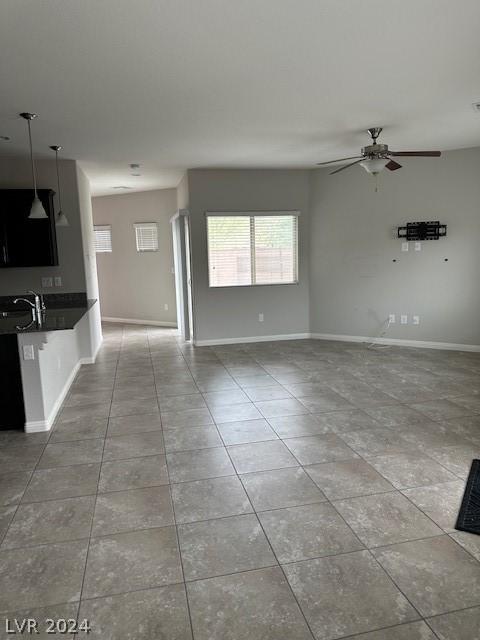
[
  {"left": 207, "top": 213, "right": 298, "bottom": 287},
  {"left": 135, "top": 223, "right": 158, "bottom": 252},
  {"left": 94, "top": 225, "right": 112, "bottom": 253}
]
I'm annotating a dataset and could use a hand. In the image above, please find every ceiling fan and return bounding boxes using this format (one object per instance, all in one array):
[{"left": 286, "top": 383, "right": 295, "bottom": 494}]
[{"left": 317, "top": 128, "right": 441, "bottom": 175}]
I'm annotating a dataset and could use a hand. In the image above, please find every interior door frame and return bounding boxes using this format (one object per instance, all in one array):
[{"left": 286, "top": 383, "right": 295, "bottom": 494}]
[{"left": 170, "top": 209, "right": 193, "bottom": 342}]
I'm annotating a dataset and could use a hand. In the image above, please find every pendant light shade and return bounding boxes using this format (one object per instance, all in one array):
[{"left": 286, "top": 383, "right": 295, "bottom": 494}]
[
  {"left": 20, "top": 113, "right": 48, "bottom": 220},
  {"left": 49, "top": 145, "right": 69, "bottom": 227}
]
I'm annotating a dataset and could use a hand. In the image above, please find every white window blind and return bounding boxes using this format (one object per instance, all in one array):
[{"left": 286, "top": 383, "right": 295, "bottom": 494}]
[
  {"left": 94, "top": 225, "right": 112, "bottom": 253},
  {"left": 135, "top": 223, "right": 158, "bottom": 252},
  {"left": 207, "top": 213, "right": 298, "bottom": 287}
]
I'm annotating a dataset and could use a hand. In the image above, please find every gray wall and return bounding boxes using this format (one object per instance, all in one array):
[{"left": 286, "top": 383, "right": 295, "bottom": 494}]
[
  {"left": 187, "top": 169, "right": 310, "bottom": 343},
  {"left": 92, "top": 189, "right": 177, "bottom": 325},
  {"left": 0, "top": 158, "right": 87, "bottom": 295},
  {"left": 309, "top": 147, "right": 480, "bottom": 346}
]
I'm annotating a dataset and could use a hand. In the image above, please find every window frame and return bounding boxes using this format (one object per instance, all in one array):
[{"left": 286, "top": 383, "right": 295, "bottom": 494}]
[
  {"left": 206, "top": 211, "right": 300, "bottom": 289},
  {"left": 93, "top": 224, "right": 112, "bottom": 253},
  {"left": 134, "top": 222, "right": 159, "bottom": 253}
]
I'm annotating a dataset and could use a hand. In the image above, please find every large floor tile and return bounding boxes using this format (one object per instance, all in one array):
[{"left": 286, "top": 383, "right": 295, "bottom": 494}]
[
  {"left": 427, "top": 443, "right": 480, "bottom": 479},
  {"left": 333, "top": 491, "right": 442, "bottom": 547},
  {"left": 50, "top": 416, "right": 108, "bottom": 442},
  {"left": 0, "top": 507, "right": 16, "bottom": 544},
  {"left": 92, "top": 486, "right": 174, "bottom": 535},
  {"left": 0, "top": 540, "right": 88, "bottom": 612},
  {"left": 161, "top": 407, "right": 214, "bottom": 428},
  {"left": 106, "top": 413, "right": 162, "bottom": 436},
  {"left": 259, "top": 502, "right": 363, "bottom": 563},
  {"left": 340, "top": 427, "right": 413, "bottom": 456},
  {"left": 284, "top": 550, "right": 418, "bottom": 640},
  {"left": 38, "top": 439, "right": 104, "bottom": 468},
  {"left": 78, "top": 585, "right": 192, "bottom": 640},
  {"left": 109, "top": 396, "right": 159, "bottom": 418},
  {"left": 203, "top": 389, "right": 250, "bottom": 408},
  {"left": 217, "top": 419, "right": 278, "bottom": 445},
  {"left": 284, "top": 434, "right": 358, "bottom": 465},
  {"left": 83, "top": 527, "right": 182, "bottom": 599},
  {"left": 427, "top": 605, "right": 480, "bottom": 639},
  {"left": 450, "top": 530, "right": 480, "bottom": 561},
  {"left": 267, "top": 414, "right": 330, "bottom": 438},
  {"left": 0, "top": 472, "right": 31, "bottom": 506},
  {"left": 163, "top": 425, "right": 223, "bottom": 452},
  {"left": 159, "top": 394, "right": 207, "bottom": 413},
  {"left": 299, "top": 391, "right": 354, "bottom": 413},
  {"left": 172, "top": 476, "right": 253, "bottom": 523},
  {"left": 179, "top": 513, "right": 276, "bottom": 580},
  {"left": 187, "top": 566, "right": 313, "bottom": 640},
  {"left": 228, "top": 440, "right": 298, "bottom": 474},
  {"left": 57, "top": 402, "right": 110, "bottom": 421},
  {"left": 23, "top": 464, "right": 100, "bottom": 502},
  {"left": 364, "top": 405, "right": 428, "bottom": 427},
  {"left": 305, "top": 459, "right": 394, "bottom": 500},
  {"left": 209, "top": 402, "right": 263, "bottom": 424},
  {"left": 373, "top": 536, "right": 480, "bottom": 616},
  {"left": 2, "top": 496, "right": 95, "bottom": 549},
  {"left": 410, "top": 399, "right": 473, "bottom": 421},
  {"left": 366, "top": 452, "right": 458, "bottom": 489},
  {"left": 313, "top": 409, "right": 379, "bottom": 434},
  {"left": 103, "top": 432, "right": 164, "bottom": 461},
  {"left": 346, "top": 621, "right": 437, "bottom": 639},
  {"left": 0, "top": 444, "right": 44, "bottom": 473},
  {"left": 255, "top": 398, "right": 308, "bottom": 418},
  {"left": 243, "top": 385, "right": 293, "bottom": 402},
  {"left": 99, "top": 455, "right": 168, "bottom": 492},
  {"left": 402, "top": 480, "right": 465, "bottom": 532},
  {"left": 240, "top": 467, "right": 326, "bottom": 511},
  {"left": 167, "top": 447, "right": 234, "bottom": 482}
]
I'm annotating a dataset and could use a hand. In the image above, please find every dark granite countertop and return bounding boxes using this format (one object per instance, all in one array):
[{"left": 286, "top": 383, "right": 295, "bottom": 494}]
[{"left": 0, "top": 293, "right": 96, "bottom": 335}]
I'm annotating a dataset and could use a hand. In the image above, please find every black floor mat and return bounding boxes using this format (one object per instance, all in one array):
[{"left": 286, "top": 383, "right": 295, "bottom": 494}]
[{"left": 455, "top": 459, "right": 480, "bottom": 536}]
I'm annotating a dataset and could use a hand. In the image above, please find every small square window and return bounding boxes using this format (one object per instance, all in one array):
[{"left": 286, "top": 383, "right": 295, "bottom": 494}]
[
  {"left": 94, "top": 225, "right": 112, "bottom": 253},
  {"left": 135, "top": 223, "right": 158, "bottom": 252}
]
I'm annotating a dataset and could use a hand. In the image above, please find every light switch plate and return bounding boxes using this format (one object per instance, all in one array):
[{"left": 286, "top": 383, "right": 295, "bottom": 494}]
[
  {"left": 23, "top": 345, "right": 35, "bottom": 360},
  {"left": 401, "top": 242, "right": 409, "bottom": 252},
  {"left": 164, "top": 303, "right": 168, "bottom": 311},
  {"left": 414, "top": 242, "right": 422, "bottom": 251},
  {"left": 54, "top": 276, "right": 62, "bottom": 287},
  {"left": 258, "top": 313, "right": 264, "bottom": 322},
  {"left": 412, "top": 315, "right": 420, "bottom": 325},
  {"left": 41, "top": 277, "right": 53, "bottom": 288},
  {"left": 401, "top": 315, "right": 408, "bottom": 325},
  {"left": 388, "top": 314, "right": 396, "bottom": 324}
]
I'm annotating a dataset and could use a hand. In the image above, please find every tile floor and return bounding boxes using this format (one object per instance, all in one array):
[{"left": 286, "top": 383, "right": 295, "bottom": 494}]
[{"left": 1, "top": 323, "right": 480, "bottom": 639}]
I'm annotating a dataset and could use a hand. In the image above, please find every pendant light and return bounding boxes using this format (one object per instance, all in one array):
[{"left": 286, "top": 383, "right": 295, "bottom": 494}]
[
  {"left": 19, "top": 112, "right": 48, "bottom": 220},
  {"left": 49, "top": 145, "right": 69, "bottom": 227}
]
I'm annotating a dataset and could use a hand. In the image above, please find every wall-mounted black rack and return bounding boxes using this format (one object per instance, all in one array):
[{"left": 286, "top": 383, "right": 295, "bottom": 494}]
[{"left": 397, "top": 221, "right": 447, "bottom": 241}]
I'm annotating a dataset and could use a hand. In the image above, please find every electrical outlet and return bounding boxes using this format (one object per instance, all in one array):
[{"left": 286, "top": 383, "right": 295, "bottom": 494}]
[
  {"left": 164, "top": 303, "right": 169, "bottom": 311},
  {"left": 23, "top": 345, "right": 35, "bottom": 360},
  {"left": 41, "top": 277, "right": 53, "bottom": 288},
  {"left": 414, "top": 242, "right": 422, "bottom": 251},
  {"left": 258, "top": 313, "right": 264, "bottom": 322},
  {"left": 401, "top": 315, "right": 408, "bottom": 325},
  {"left": 388, "top": 314, "right": 396, "bottom": 324},
  {"left": 412, "top": 315, "right": 420, "bottom": 325},
  {"left": 401, "top": 242, "right": 409, "bottom": 252},
  {"left": 54, "top": 276, "right": 62, "bottom": 287}
]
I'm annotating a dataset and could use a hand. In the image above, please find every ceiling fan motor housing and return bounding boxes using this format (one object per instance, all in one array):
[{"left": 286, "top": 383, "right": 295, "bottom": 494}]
[{"left": 362, "top": 143, "right": 389, "bottom": 158}]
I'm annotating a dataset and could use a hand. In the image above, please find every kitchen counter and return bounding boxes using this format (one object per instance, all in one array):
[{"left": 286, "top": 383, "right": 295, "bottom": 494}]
[{"left": 0, "top": 293, "right": 97, "bottom": 335}]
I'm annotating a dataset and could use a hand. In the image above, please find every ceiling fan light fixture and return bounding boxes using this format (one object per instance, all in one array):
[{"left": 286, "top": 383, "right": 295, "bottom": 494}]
[{"left": 359, "top": 158, "right": 389, "bottom": 175}]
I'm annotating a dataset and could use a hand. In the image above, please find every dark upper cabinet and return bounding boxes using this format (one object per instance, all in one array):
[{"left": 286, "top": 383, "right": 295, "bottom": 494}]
[{"left": 0, "top": 189, "right": 58, "bottom": 268}]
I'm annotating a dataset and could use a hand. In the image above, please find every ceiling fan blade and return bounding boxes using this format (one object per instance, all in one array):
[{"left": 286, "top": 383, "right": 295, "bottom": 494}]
[
  {"left": 386, "top": 160, "right": 402, "bottom": 171},
  {"left": 390, "top": 151, "right": 441, "bottom": 157},
  {"left": 329, "top": 159, "right": 364, "bottom": 175},
  {"left": 316, "top": 155, "right": 363, "bottom": 166}
]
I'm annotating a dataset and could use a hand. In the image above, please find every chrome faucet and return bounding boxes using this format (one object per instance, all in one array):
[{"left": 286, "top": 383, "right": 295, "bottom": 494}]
[{"left": 13, "top": 290, "right": 45, "bottom": 327}]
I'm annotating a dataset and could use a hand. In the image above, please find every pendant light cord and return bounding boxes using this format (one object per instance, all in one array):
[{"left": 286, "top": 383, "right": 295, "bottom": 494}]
[
  {"left": 27, "top": 119, "right": 38, "bottom": 197},
  {"left": 55, "top": 149, "right": 63, "bottom": 212}
]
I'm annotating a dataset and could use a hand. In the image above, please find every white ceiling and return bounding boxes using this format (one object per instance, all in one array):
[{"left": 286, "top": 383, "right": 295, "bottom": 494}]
[{"left": 1, "top": 0, "right": 479, "bottom": 196}]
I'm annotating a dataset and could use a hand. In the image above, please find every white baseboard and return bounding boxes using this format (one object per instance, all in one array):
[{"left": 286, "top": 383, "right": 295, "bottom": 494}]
[
  {"left": 311, "top": 332, "right": 480, "bottom": 353},
  {"left": 102, "top": 316, "right": 177, "bottom": 328},
  {"left": 25, "top": 361, "right": 82, "bottom": 433},
  {"left": 80, "top": 336, "right": 104, "bottom": 364},
  {"left": 194, "top": 333, "right": 311, "bottom": 347}
]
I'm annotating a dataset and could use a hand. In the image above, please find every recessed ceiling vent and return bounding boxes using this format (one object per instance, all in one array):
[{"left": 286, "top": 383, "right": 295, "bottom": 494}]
[
  {"left": 472, "top": 101, "right": 480, "bottom": 113},
  {"left": 112, "top": 185, "right": 132, "bottom": 190}
]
